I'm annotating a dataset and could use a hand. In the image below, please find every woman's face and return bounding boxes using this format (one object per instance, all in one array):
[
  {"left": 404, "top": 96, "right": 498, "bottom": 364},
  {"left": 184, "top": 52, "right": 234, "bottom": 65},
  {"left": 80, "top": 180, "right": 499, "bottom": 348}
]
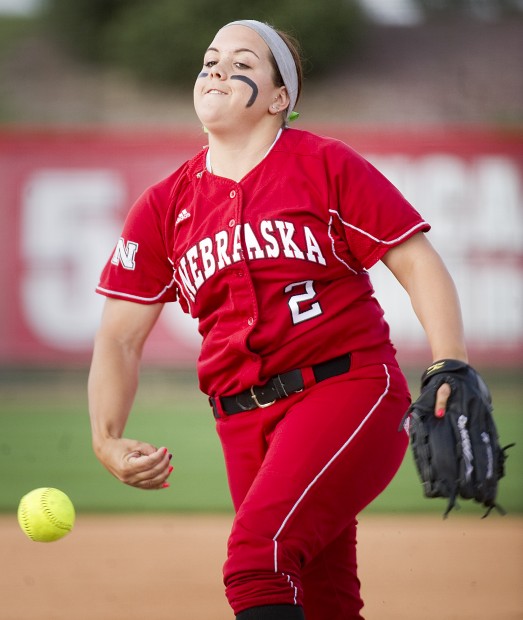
[{"left": 193, "top": 25, "right": 287, "bottom": 131}]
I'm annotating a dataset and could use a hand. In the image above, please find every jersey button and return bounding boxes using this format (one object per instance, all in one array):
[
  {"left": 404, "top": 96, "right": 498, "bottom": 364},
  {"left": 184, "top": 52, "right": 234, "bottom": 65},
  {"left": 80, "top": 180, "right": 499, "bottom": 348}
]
[
  {"left": 247, "top": 317, "right": 254, "bottom": 326},
  {"left": 229, "top": 190, "right": 236, "bottom": 199},
  {"left": 228, "top": 219, "right": 235, "bottom": 227}
]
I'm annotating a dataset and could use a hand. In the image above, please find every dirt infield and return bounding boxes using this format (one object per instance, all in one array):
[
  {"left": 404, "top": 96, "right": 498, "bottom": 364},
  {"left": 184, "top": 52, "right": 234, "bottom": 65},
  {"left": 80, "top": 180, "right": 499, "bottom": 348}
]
[{"left": 2, "top": 514, "right": 522, "bottom": 620}]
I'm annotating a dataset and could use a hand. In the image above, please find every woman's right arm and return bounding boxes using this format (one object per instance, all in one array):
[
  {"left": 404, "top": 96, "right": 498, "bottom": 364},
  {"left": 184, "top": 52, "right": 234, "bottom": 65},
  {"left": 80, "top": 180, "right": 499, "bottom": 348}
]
[{"left": 88, "top": 298, "right": 173, "bottom": 490}]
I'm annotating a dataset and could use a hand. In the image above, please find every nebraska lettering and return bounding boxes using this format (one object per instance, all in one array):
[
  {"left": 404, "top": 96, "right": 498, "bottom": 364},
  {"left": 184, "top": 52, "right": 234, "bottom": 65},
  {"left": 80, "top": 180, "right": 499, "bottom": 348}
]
[{"left": 177, "top": 220, "right": 326, "bottom": 301}]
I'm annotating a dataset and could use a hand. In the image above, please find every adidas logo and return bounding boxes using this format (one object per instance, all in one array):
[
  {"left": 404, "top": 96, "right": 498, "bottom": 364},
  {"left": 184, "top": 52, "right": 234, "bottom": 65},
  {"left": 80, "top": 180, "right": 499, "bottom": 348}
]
[{"left": 175, "top": 209, "right": 191, "bottom": 225}]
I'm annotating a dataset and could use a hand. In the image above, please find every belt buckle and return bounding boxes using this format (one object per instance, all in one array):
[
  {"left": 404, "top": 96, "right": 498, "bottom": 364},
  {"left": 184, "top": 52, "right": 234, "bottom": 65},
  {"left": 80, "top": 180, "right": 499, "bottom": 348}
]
[{"left": 250, "top": 386, "right": 276, "bottom": 408}]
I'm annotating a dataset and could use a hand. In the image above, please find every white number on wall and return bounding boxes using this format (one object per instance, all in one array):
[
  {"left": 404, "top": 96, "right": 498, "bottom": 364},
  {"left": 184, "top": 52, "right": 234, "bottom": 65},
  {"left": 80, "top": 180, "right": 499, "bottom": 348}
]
[{"left": 21, "top": 170, "right": 125, "bottom": 348}]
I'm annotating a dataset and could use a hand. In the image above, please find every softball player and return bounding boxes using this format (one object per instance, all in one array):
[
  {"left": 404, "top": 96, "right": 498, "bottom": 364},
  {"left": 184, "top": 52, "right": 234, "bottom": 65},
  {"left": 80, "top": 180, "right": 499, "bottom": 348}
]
[{"left": 88, "top": 20, "right": 467, "bottom": 620}]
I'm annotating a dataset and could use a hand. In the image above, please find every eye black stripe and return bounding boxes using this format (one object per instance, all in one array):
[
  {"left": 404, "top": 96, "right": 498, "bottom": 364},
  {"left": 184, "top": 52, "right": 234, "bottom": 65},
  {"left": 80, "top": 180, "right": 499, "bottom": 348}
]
[{"left": 231, "top": 75, "right": 258, "bottom": 107}]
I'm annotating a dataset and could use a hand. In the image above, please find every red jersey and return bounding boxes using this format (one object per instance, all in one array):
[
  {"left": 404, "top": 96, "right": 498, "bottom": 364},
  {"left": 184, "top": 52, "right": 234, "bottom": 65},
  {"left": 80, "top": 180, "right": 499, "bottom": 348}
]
[{"left": 97, "top": 128, "right": 430, "bottom": 396}]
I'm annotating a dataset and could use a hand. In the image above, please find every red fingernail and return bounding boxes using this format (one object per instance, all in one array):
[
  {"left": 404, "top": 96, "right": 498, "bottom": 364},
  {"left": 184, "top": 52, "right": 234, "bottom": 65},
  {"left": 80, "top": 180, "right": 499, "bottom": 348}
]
[
  {"left": 168, "top": 453, "right": 173, "bottom": 461},
  {"left": 168, "top": 465, "right": 174, "bottom": 474},
  {"left": 436, "top": 408, "right": 445, "bottom": 418},
  {"left": 163, "top": 448, "right": 168, "bottom": 455},
  {"left": 162, "top": 482, "right": 170, "bottom": 489}
]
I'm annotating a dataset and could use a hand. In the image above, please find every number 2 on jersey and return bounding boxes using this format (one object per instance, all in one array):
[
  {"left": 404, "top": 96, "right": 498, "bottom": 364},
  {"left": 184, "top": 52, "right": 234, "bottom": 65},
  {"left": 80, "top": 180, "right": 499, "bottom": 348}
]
[{"left": 285, "top": 280, "right": 323, "bottom": 325}]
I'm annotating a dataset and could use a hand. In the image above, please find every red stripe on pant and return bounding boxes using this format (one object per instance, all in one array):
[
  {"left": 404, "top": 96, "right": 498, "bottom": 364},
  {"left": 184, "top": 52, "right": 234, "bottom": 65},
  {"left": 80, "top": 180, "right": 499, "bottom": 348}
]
[{"left": 217, "top": 361, "right": 410, "bottom": 619}]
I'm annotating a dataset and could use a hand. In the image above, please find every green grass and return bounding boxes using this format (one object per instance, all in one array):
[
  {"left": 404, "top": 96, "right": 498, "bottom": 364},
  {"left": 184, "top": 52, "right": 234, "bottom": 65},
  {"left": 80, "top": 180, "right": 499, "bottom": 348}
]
[
  {"left": 0, "top": 367, "right": 521, "bottom": 516},
  {"left": 0, "top": 367, "right": 231, "bottom": 513}
]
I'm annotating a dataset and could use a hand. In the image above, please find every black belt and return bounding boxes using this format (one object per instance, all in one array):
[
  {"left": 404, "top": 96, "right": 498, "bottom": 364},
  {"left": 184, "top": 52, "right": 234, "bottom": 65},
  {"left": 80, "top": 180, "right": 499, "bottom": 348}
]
[{"left": 210, "top": 353, "right": 351, "bottom": 417}]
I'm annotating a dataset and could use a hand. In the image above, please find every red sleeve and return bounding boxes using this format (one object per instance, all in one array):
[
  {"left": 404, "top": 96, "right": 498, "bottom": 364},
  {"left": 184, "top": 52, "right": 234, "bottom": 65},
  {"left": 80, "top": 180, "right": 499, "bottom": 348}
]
[
  {"left": 96, "top": 179, "right": 178, "bottom": 305},
  {"left": 329, "top": 140, "right": 430, "bottom": 269}
]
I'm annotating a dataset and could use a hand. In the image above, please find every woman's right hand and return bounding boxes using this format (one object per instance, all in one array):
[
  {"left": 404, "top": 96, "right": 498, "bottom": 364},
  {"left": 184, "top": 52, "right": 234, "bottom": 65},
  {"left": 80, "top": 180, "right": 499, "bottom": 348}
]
[{"left": 95, "top": 437, "right": 173, "bottom": 490}]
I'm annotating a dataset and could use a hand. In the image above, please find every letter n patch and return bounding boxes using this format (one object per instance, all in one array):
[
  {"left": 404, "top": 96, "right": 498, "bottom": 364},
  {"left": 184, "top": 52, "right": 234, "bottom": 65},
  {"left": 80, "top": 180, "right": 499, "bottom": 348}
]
[{"left": 111, "top": 238, "right": 139, "bottom": 270}]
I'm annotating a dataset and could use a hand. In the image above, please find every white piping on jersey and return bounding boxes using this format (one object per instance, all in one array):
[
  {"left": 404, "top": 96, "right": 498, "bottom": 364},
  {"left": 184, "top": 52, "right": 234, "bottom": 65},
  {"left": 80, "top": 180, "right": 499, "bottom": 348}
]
[
  {"left": 205, "top": 128, "right": 283, "bottom": 173},
  {"left": 271, "top": 363, "right": 392, "bottom": 576},
  {"left": 96, "top": 274, "right": 177, "bottom": 303},
  {"left": 327, "top": 214, "right": 360, "bottom": 275},
  {"left": 280, "top": 564, "right": 298, "bottom": 605},
  {"left": 173, "top": 269, "right": 193, "bottom": 309},
  {"left": 286, "top": 573, "right": 298, "bottom": 606},
  {"left": 329, "top": 210, "right": 429, "bottom": 246}
]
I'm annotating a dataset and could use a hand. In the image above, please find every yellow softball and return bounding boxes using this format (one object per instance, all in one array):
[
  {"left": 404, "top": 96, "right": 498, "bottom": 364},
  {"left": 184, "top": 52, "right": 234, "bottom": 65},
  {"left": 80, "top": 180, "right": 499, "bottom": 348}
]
[{"left": 17, "top": 487, "right": 75, "bottom": 542}]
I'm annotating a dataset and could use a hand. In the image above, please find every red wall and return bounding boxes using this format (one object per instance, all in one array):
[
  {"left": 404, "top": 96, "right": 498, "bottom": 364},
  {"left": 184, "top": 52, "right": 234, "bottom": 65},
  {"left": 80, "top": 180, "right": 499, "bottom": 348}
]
[{"left": 1, "top": 126, "right": 522, "bottom": 367}]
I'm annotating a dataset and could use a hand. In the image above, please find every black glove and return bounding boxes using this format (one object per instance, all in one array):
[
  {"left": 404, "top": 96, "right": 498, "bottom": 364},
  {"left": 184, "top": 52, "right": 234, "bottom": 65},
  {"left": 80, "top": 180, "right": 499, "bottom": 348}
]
[{"left": 403, "top": 359, "right": 514, "bottom": 517}]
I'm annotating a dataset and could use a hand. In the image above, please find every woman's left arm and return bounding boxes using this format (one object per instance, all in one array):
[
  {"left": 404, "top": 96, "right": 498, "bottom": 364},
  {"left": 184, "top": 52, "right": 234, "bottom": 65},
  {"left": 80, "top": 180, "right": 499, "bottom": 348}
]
[
  {"left": 382, "top": 232, "right": 467, "bottom": 363},
  {"left": 382, "top": 232, "right": 468, "bottom": 412}
]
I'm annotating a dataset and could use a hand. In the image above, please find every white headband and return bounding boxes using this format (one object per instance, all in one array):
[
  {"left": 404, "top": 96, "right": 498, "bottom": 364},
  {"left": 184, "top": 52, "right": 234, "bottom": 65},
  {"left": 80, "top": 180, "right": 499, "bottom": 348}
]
[{"left": 223, "top": 20, "right": 298, "bottom": 120}]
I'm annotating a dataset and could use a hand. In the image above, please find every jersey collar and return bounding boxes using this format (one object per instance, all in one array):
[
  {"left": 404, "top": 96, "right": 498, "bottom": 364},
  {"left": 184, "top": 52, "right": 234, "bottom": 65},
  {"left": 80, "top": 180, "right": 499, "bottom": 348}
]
[{"left": 205, "top": 128, "right": 284, "bottom": 174}]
